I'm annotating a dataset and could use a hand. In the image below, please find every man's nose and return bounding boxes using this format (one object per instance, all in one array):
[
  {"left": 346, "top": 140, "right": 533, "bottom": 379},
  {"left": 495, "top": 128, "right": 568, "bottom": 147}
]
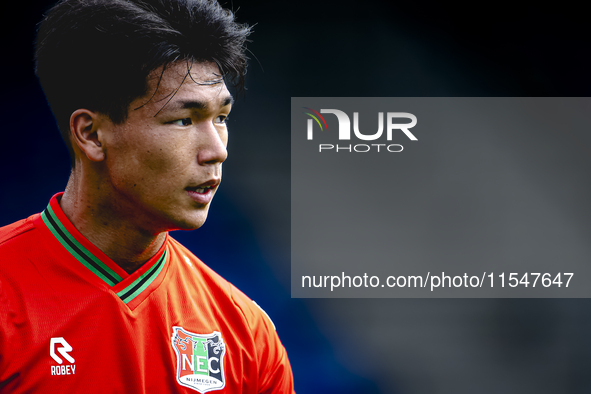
[{"left": 197, "top": 124, "right": 228, "bottom": 165}]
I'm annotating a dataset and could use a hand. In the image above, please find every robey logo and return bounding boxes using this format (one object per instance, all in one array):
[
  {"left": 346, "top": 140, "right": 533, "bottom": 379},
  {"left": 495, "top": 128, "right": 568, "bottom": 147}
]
[
  {"left": 50, "top": 337, "right": 76, "bottom": 376},
  {"left": 303, "top": 108, "right": 418, "bottom": 153}
]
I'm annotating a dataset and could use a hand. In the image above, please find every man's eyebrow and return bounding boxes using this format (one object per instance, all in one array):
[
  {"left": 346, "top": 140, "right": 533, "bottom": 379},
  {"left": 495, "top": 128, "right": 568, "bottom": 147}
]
[
  {"left": 176, "top": 96, "right": 234, "bottom": 111},
  {"left": 222, "top": 96, "right": 234, "bottom": 107}
]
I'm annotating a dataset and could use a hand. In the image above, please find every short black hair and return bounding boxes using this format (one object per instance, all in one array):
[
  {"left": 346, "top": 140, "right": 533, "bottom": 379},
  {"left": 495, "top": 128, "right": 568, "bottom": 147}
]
[{"left": 35, "top": 0, "right": 251, "bottom": 164}]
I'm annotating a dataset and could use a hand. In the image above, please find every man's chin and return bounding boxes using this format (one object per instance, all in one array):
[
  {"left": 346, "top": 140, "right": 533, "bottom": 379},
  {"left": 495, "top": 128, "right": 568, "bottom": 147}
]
[
  {"left": 167, "top": 211, "right": 210, "bottom": 232},
  {"left": 174, "top": 221, "right": 207, "bottom": 231}
]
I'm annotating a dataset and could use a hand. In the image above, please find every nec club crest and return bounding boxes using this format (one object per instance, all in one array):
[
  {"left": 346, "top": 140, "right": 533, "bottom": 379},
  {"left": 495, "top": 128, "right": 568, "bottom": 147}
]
[{"left": 171, "top": 326, "right": 227, "bottom": 392}]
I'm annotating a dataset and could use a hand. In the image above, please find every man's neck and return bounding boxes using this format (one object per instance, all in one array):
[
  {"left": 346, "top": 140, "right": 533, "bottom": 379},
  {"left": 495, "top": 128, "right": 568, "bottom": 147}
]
[{"left": 60, "top": 174, "right": 166, "bottom": 275}]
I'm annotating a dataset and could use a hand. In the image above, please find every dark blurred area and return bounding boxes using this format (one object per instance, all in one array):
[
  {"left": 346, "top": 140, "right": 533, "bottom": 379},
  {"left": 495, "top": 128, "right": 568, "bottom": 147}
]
[{"left": 1, "top": 1, "right": 591, "bottom": 393}]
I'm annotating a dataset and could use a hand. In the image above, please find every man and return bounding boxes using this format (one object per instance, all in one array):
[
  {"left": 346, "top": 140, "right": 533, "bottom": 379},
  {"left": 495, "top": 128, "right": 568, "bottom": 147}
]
[{"left": 0, "top": 0, "right": 294, "bottom": 392}]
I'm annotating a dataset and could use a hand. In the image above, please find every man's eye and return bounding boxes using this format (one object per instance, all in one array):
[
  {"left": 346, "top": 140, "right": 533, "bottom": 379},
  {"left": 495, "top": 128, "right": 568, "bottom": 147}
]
[
  {"left": 215, "top": 115, "right": 228, "bottom": 124},
  {"left": 170, "top": 118, "right": 192, "bottom": 126}
]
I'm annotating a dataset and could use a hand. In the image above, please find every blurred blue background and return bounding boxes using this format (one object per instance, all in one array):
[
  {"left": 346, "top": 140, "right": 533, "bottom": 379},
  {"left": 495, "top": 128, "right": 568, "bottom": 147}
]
[{"left": 2, "top": 1, "right": 591, "bottom": 393}]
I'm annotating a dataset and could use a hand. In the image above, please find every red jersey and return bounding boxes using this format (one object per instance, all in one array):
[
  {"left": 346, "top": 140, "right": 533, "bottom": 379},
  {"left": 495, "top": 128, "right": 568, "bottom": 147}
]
[{"left": 0, "top": 193, "right": 294, "bottom": 393}]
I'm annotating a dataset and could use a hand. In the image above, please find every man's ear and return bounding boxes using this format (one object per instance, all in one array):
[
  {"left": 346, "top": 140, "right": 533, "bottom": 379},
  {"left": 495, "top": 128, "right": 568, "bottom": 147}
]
[{"left": 70, "top": 109, "right": 105, "bottom": 162}]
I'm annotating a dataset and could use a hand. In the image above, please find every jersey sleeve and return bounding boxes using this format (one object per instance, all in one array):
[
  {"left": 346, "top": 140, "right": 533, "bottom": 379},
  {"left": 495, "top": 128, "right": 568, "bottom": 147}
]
[
  {"left": 0, "top": 278, "right": 17, "bottom": 390},
  {"left": 0, "top": 217, "right": 34, "bottom": 390},
  {"left": 230, "top": 287, "right": 295, "bottom": 393}
]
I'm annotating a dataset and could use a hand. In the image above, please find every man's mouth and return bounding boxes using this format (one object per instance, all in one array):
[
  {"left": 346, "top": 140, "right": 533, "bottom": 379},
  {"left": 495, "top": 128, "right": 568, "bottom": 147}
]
[
  {"left": 185, "top": 180, "right": 219, "bottom": 204},
  {"left": 186, "top": 185, "right": 214, "bottom": 194}
]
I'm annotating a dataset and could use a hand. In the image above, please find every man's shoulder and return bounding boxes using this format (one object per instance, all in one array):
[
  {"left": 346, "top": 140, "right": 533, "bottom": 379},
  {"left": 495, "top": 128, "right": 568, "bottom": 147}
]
[
  {"left": 228, "top": 282, "right": 278, "bottom": 333},
  {"left": 0, "top": 215, "right": 41, "bottom": 327},
  {"left": 0, "top": 214, "right": 38, "bottom": 249}
]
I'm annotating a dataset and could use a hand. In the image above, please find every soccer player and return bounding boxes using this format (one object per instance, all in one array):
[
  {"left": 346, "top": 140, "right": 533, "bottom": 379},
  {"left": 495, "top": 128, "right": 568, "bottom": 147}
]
[{"left": 0, "top": 0, "right": 294, "bottom": 392}]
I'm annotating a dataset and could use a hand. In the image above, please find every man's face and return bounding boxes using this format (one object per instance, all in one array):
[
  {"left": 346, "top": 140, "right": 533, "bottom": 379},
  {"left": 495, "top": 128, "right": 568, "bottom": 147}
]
[{"left": 99, "top": 61, "right": 232, "bottom": 233}]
